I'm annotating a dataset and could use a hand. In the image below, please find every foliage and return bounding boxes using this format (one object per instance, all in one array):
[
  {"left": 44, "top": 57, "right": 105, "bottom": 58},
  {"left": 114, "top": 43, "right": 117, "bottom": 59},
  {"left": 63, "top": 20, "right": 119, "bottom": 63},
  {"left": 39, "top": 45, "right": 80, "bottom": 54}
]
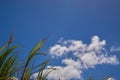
[{"left": 0, "top": 34, "right": 55, "bottom": 80}]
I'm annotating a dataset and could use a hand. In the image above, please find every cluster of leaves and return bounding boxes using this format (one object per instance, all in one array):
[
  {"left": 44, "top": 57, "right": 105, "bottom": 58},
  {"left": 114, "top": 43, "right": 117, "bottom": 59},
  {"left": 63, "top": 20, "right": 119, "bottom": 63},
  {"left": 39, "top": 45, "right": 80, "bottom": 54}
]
[{"left": 0, "top": 33, "right": 55, "bottom": 80}]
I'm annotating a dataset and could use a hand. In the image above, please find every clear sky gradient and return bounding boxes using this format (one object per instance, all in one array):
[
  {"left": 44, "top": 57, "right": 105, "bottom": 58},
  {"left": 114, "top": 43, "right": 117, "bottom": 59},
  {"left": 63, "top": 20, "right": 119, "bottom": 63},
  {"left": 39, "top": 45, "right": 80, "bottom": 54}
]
[{"left": 0, "top": 0, "right": 120, "bottom": 80}]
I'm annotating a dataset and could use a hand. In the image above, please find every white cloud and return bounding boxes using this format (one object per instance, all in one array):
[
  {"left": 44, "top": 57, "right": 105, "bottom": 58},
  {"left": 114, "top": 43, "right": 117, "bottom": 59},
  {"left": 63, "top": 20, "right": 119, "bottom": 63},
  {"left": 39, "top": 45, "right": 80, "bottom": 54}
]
[
  {"left": 87, "top": 36, "right": 106, "bottom": 52},
  {"left": 110, "top": 46, "right": 120, "bottom": 52},
  {"left": 62, "top": 58, "right": 81, "bottom": 69},
  {"left": 107, "top": 77, "right": 115, "bottom": 80},
  {"left": 46, "top": 65, "right": 82, "bottom": 80},
  {"left": 32, "top": 36, "right": 119, "bottom": 80},
  {"left": 50, "top": 36, "right": 106, "bottom": 57},
  {"left": 50, "top": 44, "right": 68, "bottom": 57},
  {"left": 81, "top": 52, "right": 99, "bottom": 67}
]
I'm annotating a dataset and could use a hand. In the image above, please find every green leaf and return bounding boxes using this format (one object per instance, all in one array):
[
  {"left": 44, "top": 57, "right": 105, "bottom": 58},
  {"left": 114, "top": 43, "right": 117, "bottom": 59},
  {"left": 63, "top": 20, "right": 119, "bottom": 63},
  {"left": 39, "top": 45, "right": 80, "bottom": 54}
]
[
  {"left": 23, "top": 68, "right": 32, "bottom": 80},
  {"left": 37, "top": 58, "right": 50, "bottom": 80},
  {"left": 21, "top": 39, "right": 46, "bottom": 80},
  {"left": 0, "top": 46, "right": 17, "bottom": 67}
]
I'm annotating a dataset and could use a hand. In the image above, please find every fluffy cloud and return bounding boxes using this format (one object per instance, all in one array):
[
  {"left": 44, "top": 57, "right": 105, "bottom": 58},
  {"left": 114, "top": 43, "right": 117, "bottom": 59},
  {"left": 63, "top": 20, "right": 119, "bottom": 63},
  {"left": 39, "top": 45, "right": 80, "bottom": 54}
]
[
  {"left": 46, "top": 65, "right": 82, "bottom": 80},
  {"left": 50, "top": 44, "right": 68, "bottom": 57},
  {"left": 110, "top": 46, "right": 120, "bottom": 52},
  {"left": 32, "top": 36, "right": 119, "bottom": 80},
  {"left": 50, "top": 36, "right": 106, "bottom": 57},
  {"left": 47, "top": 36, "right": 119, "bottom": 80},
  {"left": 107, "top": 77, "right": 115, "bottom": 80}
]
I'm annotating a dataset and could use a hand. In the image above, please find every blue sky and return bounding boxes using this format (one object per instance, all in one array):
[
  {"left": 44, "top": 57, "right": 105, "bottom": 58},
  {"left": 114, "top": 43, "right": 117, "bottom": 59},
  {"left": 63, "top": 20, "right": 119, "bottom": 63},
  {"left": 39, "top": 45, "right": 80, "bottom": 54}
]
[{"left": 0, "top": 0, "right": 120, "bottom": 80}]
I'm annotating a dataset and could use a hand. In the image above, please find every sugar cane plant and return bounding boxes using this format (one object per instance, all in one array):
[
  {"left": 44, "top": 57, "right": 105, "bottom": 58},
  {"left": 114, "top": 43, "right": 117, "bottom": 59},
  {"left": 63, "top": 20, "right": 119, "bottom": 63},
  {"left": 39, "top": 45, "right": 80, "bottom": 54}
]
[{"left": 0, "top": 33, "right": 56, "bottom": 80}]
